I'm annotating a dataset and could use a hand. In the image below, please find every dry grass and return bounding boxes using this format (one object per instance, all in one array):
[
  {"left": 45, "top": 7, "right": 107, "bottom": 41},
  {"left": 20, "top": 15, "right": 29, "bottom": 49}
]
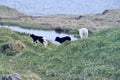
[
  {"left": 9, "top": 40, "right": 25, "bottom": 53},
  {"left": 1, "top": 5, "right": 120, "bottom": 33}
]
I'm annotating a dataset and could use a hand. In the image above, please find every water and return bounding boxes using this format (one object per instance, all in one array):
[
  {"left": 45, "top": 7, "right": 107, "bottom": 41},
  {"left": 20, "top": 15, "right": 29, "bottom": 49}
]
[
  {"left": 0, "top": 0, "right": 120, "bottom": 16},
  {"left": 0, "top": 26, "right": 78, "bottom": 44}
]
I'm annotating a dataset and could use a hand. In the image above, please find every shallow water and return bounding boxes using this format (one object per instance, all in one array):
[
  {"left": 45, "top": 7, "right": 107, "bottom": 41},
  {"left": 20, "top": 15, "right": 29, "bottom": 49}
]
[
  {"left": 0, "top": 26, "right": 78, "bottom": 44},
  {"left": 0, "top": 0, "right": 120, "bottom": 16}
]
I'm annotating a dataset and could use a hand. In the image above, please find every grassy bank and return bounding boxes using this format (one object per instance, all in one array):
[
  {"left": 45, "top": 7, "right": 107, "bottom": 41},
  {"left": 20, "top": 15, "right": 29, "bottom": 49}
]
[
  {"left": 0, "top": 5, "right": 53, "bottom": 31},
  {"left": 0, "top": 27, "right": 120, "bottom": 80},
  {"left": 1, "top": 5, "right": 120, "bottom": 34}
]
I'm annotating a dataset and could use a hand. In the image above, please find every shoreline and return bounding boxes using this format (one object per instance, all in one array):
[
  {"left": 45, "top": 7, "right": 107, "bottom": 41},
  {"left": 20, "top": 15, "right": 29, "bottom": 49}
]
[{"left": 0, "top": 5, "right": 120, "bottom": 33}]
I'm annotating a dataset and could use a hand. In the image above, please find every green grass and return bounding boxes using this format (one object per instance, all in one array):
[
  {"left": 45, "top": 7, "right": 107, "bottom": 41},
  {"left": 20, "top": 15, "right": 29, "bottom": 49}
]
[
  {"left": 2, "top": 21, "right": 78, "bottom": 34},
  {"left": 0, "top": 27, "right": 120, "bottom": 80},
  {"left": 1, "top": 21, "right": 53, "bottom": 30},
  {"left": 0, "top": 5, "right": 25, "bottom": 18}
]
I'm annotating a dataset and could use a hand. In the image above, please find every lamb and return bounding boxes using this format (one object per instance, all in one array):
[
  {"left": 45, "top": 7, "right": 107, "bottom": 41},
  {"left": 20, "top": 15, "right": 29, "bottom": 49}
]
[
  {"left": 30, "top": 34, "right": 48, "bottom": 48},
  {"left": 78, "top": 28, "right": 88, "bottom": 38},
  {"left": 55, "top": 36, "right": 71, "bottom": 44}
]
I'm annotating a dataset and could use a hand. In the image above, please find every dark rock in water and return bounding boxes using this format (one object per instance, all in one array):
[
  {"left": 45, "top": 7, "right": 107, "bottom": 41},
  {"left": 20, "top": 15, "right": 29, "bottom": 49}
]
[
  {"left": 55, "top": 27, "right": 70, "bottom": 33},
  {"left": 75, "top": 15, "right": 84, "bottom": 20},
  {"left": 102, "top": 10, "right": 109, "bottom": 15},
  {"left": 55, "top": 27, "right": 64, "bottom": 33}
]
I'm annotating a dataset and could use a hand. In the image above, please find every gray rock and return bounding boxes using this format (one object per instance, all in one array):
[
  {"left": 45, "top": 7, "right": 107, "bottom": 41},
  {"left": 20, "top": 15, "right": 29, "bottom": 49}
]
[{"left": 0, "top": 73, "right": 22, "bottom": 80}]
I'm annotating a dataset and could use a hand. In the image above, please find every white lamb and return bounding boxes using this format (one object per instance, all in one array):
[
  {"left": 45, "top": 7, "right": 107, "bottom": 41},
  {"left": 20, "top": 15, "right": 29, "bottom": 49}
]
[{"left": 78, "top": 28, "right": 88, "bottom": 38}]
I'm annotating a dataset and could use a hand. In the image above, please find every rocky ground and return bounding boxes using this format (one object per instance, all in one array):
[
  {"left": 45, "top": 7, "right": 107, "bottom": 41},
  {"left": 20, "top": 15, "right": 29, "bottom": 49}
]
[{"left": 0, "top": 5, "right": 120, "bottom": 32}]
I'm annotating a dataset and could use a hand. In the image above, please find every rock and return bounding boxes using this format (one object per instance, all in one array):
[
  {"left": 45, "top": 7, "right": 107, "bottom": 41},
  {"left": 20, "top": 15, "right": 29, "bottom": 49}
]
[
  {"left": 0, "top": 73, "right": 22, "bottom": 80},
  {"left": 9, "top": 40, "right": 25, "bottom": 53}
]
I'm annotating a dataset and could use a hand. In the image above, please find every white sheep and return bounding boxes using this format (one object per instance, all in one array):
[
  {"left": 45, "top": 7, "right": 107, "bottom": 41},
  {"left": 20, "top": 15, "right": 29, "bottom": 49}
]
[{"left": 78, "top": 28, "right": 88, "bottom": 38}]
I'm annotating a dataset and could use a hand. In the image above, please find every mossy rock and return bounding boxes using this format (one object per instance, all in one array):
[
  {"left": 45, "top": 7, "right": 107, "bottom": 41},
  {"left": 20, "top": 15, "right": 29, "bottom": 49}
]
[{"left": 0, "top": 40, "right": 25, "bottom": 56}]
